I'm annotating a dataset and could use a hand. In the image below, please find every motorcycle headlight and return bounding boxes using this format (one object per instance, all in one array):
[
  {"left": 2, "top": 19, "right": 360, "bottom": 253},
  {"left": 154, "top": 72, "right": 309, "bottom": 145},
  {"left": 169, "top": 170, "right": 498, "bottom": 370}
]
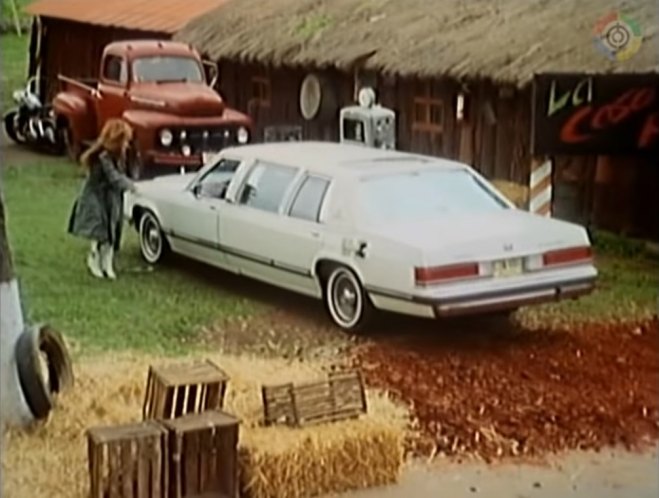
[
  {"left": 159, "top": 128, "right": 173, "bottom": 147},
  {"left": 12, "top": 90, "right": 22, "bottom": 101},
  {"left": 237, "top": 126, "right": 249, "bottom": 144}
]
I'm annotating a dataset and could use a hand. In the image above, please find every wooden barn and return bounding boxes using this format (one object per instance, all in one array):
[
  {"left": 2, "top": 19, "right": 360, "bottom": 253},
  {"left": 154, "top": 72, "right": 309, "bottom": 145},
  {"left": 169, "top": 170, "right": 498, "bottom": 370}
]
[
  {"left": 23, "top": 0, "right": 227, "bottom": 101},
  {"left": 174, "top": 0, "right": 658, "bottom": 239}
]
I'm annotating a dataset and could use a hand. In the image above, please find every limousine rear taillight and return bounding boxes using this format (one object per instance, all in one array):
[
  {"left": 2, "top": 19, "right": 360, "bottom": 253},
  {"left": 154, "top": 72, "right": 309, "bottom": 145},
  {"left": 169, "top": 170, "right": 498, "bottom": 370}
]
[
  {"left": 542, "top": 246, "right": 593, "bottom": 268},
  {"left": 415, "top": 262, "right": 480, "bottom": 286}
]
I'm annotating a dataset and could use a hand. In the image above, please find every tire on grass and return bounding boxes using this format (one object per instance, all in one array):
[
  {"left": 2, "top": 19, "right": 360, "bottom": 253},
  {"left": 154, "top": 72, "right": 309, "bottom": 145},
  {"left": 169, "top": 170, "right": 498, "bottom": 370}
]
[{"left": 15, "top": 324, "right": 74, "bottom": 420}]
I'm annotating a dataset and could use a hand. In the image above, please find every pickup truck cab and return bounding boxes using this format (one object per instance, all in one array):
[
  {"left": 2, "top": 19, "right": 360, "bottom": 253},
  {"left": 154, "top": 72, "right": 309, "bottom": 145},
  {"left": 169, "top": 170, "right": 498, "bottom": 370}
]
[{"left": 53, "top": 40, "right": 253, "bottom": 178}]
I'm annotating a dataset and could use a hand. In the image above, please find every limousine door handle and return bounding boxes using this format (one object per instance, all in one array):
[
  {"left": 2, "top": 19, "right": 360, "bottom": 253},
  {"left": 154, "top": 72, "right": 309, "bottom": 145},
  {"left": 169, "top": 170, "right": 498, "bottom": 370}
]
[
  {"left": 310, "top": 230, "right": 320, "bottom": 238},
  {"left": 209, "top": 204, "right": 217, "bottom": 211}
]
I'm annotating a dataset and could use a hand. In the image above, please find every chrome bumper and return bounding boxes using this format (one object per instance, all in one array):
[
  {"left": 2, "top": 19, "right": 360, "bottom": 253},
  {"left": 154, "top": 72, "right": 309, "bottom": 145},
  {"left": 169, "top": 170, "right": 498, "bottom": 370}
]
[{"left": 432, "top": 279, "right": 595, "bottom": 317}]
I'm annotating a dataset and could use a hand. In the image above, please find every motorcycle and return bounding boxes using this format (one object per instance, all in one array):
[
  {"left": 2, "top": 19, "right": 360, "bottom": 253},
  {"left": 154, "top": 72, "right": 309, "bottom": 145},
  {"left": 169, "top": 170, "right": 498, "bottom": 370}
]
[{"left": 3, "top": 76, "right": 63, "bottom": 154}]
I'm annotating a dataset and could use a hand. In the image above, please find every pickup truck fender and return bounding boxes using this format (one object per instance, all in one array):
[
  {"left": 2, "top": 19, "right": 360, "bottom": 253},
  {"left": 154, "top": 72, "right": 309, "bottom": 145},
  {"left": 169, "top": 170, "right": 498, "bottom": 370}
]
[
  {"left": 52, "top": 92, "right": 96, "bottom": 145},
  {"left": 121, "top": 110, "right": 160, "bottom": 155}
]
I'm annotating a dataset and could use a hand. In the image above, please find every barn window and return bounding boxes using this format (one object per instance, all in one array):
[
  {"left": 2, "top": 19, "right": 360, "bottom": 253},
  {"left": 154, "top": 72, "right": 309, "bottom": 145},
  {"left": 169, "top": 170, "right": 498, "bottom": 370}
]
[
  {"left": 250, "top": 75, "right": 271, "bottom": 108},
  {"left": 412, "top": 81, "right": 444, "bottom": 134}
]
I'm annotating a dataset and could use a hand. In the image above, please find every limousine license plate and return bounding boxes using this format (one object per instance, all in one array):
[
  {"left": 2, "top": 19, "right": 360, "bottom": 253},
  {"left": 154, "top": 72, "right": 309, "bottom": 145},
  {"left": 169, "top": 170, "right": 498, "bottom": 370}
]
[{"left": 493, "top": 258, "right": 523, "bottom": 278}]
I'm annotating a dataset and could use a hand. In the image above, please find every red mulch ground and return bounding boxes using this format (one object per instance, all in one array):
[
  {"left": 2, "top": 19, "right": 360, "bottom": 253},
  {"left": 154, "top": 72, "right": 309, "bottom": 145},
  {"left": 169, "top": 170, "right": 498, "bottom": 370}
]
[{"left": 351, "top": 317, "right": 659, "bottom": 462}]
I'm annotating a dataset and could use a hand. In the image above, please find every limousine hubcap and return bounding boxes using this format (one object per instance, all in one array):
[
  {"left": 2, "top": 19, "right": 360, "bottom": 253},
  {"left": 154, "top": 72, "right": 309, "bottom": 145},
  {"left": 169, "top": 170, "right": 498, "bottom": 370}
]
[
  {"left": 330, "top": 270, "right": 362, "bottom": 327},
  {"left": 141, "top": 216, "right": 162, "bottom": 262}
]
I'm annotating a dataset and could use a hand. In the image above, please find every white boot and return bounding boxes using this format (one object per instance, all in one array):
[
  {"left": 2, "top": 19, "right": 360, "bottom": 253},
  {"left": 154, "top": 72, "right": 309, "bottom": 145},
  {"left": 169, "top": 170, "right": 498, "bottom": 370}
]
[
  {"left": 99, "top": 243, "right": 117, "bottom": 280},
  {"left": 86, "top": 241, "right": 104, "bottom": 278}
]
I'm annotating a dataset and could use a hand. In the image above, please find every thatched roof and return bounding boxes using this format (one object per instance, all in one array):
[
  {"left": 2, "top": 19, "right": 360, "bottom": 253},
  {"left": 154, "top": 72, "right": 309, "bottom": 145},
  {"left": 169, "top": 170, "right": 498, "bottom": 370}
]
[{"left": 175, "top": 0, "right": 658, "bottom": 87}]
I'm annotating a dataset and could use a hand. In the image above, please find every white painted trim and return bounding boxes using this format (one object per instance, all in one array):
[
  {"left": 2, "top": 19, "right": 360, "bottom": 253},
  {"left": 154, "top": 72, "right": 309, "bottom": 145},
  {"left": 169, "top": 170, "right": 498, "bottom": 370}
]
[
  {"left": 530, "top": 186, "right": 553, "bottom": 212},
  {"left": 530, "top": 159, "right": 552, "bottom": 188},
  {"left": 529, "top": 158, "right": 553, "bottom": 217}
]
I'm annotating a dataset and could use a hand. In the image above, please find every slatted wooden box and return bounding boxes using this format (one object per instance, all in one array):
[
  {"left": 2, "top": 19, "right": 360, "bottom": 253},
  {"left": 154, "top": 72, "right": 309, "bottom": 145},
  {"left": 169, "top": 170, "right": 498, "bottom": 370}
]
[
  {"left": 87, "top": 420, "right": 169, "bottom": 498},
  {"left": 143, "top": 360, "right": 229, "bottom": 421},
  {"left": 262, "top": 370, "right": 368, "bottom": 427},
  {"left": 161, "top": 410, "right": 240, "bottom": 498}
]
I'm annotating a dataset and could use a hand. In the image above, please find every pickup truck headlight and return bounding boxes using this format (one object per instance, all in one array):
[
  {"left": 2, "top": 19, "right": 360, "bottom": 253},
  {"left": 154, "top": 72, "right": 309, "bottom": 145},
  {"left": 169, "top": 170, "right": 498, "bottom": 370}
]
[
  {"left": 237, "top": 126, "right": 249, "bottom": 144},
  {"left": 159, "top": 128, "right": 173, "bottom": 147}
]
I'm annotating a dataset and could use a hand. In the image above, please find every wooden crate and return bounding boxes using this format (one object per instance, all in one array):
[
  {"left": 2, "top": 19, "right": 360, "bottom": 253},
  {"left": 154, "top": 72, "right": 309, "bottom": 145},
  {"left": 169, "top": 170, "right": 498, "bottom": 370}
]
[
  {"left": 87, "top": 420, "right": 169, "bottom": 498},
  {"left": 143, "top": 360, "right": 229, "bottom": 421},
  {"left": 262, "top": 370, "right": 368, "bottom": 427},
  {"left": 161, "top": 410, "right": 240, "bottom": 498}
]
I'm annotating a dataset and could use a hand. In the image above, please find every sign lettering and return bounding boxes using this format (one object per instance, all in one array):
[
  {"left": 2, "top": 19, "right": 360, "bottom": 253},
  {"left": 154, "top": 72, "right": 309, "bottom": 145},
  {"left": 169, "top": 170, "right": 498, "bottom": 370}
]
[
  {"left": 532, "top": 73, "right": 659, "bottom": 156},
  {"left": 547, "top": 78, "right": 593, "bottom": 117}
]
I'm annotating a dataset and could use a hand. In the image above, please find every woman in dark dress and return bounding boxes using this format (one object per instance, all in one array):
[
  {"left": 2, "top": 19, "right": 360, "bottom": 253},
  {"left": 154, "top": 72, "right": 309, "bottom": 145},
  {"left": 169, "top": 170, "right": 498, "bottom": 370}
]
[{"left": 68, "top": 118, "right": 137, "bottom": 280}]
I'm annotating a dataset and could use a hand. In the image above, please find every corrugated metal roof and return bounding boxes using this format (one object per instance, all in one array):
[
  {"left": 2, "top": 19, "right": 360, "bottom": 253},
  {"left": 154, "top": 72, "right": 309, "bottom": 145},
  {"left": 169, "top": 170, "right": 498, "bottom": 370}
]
[{"left": 24, "top": 0, "right": 230, "bottom": 34}]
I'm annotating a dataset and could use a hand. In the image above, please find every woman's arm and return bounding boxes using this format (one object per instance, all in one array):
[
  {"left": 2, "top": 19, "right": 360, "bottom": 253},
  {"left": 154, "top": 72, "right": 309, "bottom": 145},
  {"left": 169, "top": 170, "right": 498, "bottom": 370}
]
[{"left": 99, "top": 154, "right": 136, "bottom": 192}]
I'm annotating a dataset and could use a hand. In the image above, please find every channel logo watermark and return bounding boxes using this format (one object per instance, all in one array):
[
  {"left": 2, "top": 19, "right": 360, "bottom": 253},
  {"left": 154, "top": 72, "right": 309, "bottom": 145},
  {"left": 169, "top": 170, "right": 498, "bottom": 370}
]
[{"left": 593, "top": 10, "right": 642, "bottom": 61}]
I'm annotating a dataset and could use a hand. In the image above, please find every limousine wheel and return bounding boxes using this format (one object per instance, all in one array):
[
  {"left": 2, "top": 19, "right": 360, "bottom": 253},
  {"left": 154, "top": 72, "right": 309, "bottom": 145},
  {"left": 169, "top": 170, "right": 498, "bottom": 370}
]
[
  {"left": 139, "top": 211, "right": 169, "bottom": 264},
  {"left": 325, "top": 266, "right": 373, "bottom": 332}
]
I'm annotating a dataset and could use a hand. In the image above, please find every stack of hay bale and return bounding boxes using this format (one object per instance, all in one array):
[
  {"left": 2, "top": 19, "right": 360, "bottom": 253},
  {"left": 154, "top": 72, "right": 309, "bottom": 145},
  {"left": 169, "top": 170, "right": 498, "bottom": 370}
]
[
  {"left": 490, "top": 179, "right": 530, "bottom": 209},
  {"left": 84, "top": 358, "right": 406, "bottom": 498},
  {"left": 241, "top": 370, "right": 404, "bottom": 498}
]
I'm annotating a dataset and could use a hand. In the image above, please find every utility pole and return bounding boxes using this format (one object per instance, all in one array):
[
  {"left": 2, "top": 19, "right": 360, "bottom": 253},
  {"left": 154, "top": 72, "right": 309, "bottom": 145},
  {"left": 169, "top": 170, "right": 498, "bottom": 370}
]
[
  {"left": 9, "top": 0, "right": 22, "bottom": 36},
  {"left": 0, "top": 184, "right": 33, "bottom": 429}
]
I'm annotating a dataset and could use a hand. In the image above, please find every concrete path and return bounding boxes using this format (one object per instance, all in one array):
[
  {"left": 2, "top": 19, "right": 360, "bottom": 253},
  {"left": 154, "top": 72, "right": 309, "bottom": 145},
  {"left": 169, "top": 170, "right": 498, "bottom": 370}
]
[{"left": 331, "top": 446, "right": 659, "bottom": 498}]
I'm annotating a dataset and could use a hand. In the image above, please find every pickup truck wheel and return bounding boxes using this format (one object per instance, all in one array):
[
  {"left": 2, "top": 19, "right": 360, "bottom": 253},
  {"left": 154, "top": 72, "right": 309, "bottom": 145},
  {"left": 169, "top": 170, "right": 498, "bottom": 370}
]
[
  {"left": 325, "top": 265, "right": 373, "bottom": 333},
  {"left": 63, "top": 125, "right": 80, "bottom": 161},
  {"left": 138, "top": 210, "right": 169, "bottom": 264}
]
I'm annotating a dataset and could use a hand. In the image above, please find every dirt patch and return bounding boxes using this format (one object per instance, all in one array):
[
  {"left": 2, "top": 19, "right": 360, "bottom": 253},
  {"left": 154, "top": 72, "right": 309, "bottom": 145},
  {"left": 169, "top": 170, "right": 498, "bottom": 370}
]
[
  {"left": 197, "top": 307, "right": 353, "bottom": 360},
  {"left": 351, "top": 317, "right": 659, "bottom": 462}
]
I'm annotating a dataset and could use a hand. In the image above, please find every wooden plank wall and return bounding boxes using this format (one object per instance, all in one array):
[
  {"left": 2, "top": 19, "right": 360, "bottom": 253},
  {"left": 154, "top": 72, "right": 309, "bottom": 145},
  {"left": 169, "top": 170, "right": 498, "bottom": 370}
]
[
  {"left": 219, "top": 61, "right": 353, "bottom": 144},
  {"left": 219, "top": 61, "right": 531, "bottom": 185},
  {"left": 35, "top": 19, "right": 165, "bottom": 101}
]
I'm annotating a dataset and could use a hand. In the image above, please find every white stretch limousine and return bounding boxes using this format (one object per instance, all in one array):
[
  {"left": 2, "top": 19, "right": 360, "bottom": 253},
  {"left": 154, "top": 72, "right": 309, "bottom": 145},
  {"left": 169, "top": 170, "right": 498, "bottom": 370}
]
[{"left": 124, "top": 142, "right": 597, "bottom": 332}]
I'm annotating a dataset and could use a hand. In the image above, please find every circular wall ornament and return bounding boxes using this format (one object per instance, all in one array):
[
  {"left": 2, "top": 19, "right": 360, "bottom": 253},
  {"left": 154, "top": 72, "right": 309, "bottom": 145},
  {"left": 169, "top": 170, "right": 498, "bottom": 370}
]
[{"left": 300, "top": 74, "right": 322, "bottom": 120}]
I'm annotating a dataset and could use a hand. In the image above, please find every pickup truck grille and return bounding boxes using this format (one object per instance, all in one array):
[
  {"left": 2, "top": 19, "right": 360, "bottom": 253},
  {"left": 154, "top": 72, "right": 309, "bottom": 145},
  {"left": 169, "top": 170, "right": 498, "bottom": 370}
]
[{"left": 163, "top": 127, "right": 241, "bottom": 153}]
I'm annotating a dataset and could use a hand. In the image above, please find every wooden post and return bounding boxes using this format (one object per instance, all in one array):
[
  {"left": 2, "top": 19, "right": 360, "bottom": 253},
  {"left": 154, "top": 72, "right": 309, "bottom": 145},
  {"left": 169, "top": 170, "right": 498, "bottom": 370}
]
[
  {"left": 0, "top": 188, "right": 14, "bottom": 283},
  {"left": 0, "top": 186, "right": 33, "bottom": 429}
]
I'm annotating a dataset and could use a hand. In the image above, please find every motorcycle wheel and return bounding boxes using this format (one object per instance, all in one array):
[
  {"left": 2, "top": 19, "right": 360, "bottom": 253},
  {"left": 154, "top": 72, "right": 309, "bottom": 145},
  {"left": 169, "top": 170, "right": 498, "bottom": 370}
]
[
  {"left": 42, "top": 121, "right": 65, "bottom": 155},
  {"left": 3, "top": 111, "right": 27, "bottom": 145}
]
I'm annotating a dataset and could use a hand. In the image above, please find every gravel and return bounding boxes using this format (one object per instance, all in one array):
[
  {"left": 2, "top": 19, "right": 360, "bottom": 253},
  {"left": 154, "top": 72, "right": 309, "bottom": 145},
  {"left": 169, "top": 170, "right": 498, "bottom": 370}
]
[{"left": 351, "top": 317, "right": 659, "bottom": 462}]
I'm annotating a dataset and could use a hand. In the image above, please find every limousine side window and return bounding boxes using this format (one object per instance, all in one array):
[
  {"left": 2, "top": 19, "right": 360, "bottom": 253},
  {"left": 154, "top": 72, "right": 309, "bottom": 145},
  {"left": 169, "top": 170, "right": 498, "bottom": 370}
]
[
  {"left": 288, "top": 175, "right": 330, "bottom": 222},
  {"left": 238, "top": 161, "right": 298, "bottom": 213},
  {"left": 195, "top": 158, "right": 241, "bottom": 199}
]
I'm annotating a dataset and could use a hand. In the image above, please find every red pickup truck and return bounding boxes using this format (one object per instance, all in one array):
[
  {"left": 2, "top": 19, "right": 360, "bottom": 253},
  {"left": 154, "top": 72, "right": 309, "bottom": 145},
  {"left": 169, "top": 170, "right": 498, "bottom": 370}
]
[{"left": 53, "top": 40, "right": 253, "bottom": 178}]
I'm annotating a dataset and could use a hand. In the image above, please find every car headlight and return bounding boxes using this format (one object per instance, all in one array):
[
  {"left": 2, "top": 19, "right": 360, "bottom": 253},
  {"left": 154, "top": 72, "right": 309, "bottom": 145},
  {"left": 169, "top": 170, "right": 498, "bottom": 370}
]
[
  {"left": 159, "top": 128, "right": 173, "bottom": 147},
  {"left": 237, "top": 126, "right": 249, "bottom": 144}
]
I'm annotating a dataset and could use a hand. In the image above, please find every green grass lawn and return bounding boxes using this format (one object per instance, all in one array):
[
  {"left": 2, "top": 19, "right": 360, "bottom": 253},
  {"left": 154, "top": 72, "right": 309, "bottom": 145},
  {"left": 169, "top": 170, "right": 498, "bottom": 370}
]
[
  {"left": 2, "top": 159, "right": 259, "bottom": 354},
  {"left": 0, "top": 0, "right": 32, "bottom": 31},
  {"left": 517, "top": 252, "right": 658, "bottom": 328},
  {"left": 0, "top": 32, "right": 29, "bottom": 112}
]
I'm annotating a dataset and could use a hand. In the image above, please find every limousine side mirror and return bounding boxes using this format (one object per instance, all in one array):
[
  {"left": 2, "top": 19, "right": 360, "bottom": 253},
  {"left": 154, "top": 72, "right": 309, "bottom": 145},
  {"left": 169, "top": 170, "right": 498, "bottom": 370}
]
[{"left": 191, "top": 184, "right": 202, "bottom": 197}]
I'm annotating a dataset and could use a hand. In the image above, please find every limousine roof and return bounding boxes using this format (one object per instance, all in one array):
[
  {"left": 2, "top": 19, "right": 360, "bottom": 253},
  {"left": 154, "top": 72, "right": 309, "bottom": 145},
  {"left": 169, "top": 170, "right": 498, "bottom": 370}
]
[{"left": 223, "top": 141, "right": 466, "bottom": 177}]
